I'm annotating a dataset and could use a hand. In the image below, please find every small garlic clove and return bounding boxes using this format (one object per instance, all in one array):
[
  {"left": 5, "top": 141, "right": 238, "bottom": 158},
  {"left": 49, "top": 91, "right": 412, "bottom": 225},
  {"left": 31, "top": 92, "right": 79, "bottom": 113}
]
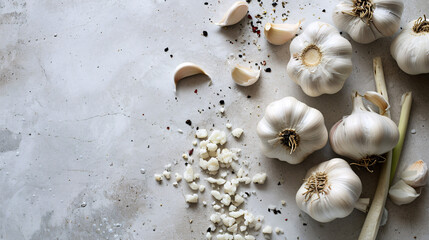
[
  {"left": 363, "top": 91, "right": 390, "bottom": 115},
  {"left": 174, "top": 62, "right": 210, "bottom": 88},
  {"left": 400, "top": 160, "right": 428, "bottom": 187},
  {"left": 264, "top": 20, "right": 301, "bottom": 45},
  {"left": 215, "top": 1, "right": 248, "bottom": 27},
  {"left": 388, "top": 180, "right": 420, "bottom": 206},
  {"left": 231, "top": 65, "right": 261, "bottom": 86}
]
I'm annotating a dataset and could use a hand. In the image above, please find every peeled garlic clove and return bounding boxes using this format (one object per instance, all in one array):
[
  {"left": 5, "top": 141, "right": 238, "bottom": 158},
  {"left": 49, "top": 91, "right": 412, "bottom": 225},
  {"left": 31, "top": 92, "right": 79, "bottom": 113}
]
[
  {"left": 388, "top": 180, "right": 420, "bottom": 205},
  {"left": 231, "top": 65, "right": 261, "bottom": 86},
  {"left": 400, "top": 160, "right": 428, "bottom": 187},
  {"left": 363, "top": 91, "right": 390, "bottom": 115},
  {"left": 174, "top": 62, "right": 209, "bottom": 87},
  {"left": 264, "top": 20, "right": 301, "bottom": 45},
  {"left": 215, "top": 1, "right": 248, "bottom": 27}
]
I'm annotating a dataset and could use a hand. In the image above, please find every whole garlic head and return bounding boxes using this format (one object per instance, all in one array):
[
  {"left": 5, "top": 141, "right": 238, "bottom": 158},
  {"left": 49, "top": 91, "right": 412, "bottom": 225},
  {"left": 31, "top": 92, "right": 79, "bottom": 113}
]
[
  {"left": 400, "top": 160, "right": 428, "bottom": 187},
  {"left": 257, "top": 97, "right": 328, "bottom": 164},
  {"left": 287, "top": 21, "right": 352, "bottom": 97},
  {"left": 296, "top": 158, "right": 362, "bottom": 223},
  {"left": 391, "top": 16, "right": 429, "bottom": 75},
  {"left": 332, "top": 0, "right": 404, "bottom": 44},
  {"left": 330, "top": 92, "right": 399, "bottom": 169}
]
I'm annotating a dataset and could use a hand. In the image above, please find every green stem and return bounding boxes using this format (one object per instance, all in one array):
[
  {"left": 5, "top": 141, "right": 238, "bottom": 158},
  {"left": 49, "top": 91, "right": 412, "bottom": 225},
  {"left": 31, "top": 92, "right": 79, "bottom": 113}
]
[{"left": 390, "top": 92, "right": 412, "bottom": 184}]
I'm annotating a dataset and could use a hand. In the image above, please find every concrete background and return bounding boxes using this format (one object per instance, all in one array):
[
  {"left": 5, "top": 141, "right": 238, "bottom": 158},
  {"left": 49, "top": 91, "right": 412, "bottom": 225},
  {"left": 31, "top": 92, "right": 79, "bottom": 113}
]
[{"left": 0, "top": 0, "right": 428, "bottom": 239}]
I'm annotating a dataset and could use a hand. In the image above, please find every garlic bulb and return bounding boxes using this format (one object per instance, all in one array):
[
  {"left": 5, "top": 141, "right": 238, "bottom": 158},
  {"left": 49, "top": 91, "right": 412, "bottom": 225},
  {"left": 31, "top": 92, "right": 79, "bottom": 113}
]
[
  {"left": 332, "top": 0, "right": 404, "bottom": 44},
  {"left": 256, "top": 97, "right": 328, "bottom": 164},
  {"left": 264, "top": 20, "right": 301, "bottom": 45},
  {"left": 296, "top": 158, "right": 362, "bottom": 223},
  {"left": 389, "top": 180, "right": 420, "bottom": 205},
  {"left": 400, "top": 160, "right": 428, "bottom": 187},
  {"left": 391, "top": 15, "right": 429, "bottom": 75},
  {"left": 215, "top": 1, "right": 248, "bottom": 27},
  {"left": 330, "top": 92, "right": 399, "bottom": 170},
  {"left": 286, "top": 21, "right": 352, "bottom": 97},
  {"left": 231, "top": 65, "right": 261, "bottom": 86}
]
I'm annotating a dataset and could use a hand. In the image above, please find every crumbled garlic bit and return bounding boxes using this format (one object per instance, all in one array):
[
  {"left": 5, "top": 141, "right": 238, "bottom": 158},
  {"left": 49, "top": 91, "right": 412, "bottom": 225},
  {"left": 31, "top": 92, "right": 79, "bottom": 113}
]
[
  {"left": 234, "top": 195, "right": 245, "bottom": 206},
  {"left": 203, "top": 201, "right": 207, "bottom": 206},
  {"left": 189, "top": 182, "right": 199, "bottom": 191},
  {"left": 207, "top": 143, "right": 218, "bottom": 152},
  {"left": 281, "top": 200, "right": 286, "bottom": 206},
  {"left": 208, "top": 150, "right": 217, "bottom": 157},
  {"left": 183, "top": 166, "right": 194, "bottom": 183},
  {"left": 200, "top": 148, "right": 209, "bottom": 159},
  {"left": 193, "top": 173, "right": 200, "bottom": 180},
  {"left": 175, "top": 173, "right": 182, "bottom": 182},
  {"left": 219, "top": 107, "right": 225, "bottom": 113},
  {"left": 206, "top": 232, "right": 212, "bottom": 240},
  {"left": 244, "top": 211, "right": 255, "bottom": 225},
  {"left": 244, "top": 235, "right": 255, "bottom": 240},
  {"left": 192, "top": 140, "right": 198, "bottom": 146},
  {"left": 236, "top": 168, "right": 245, "bottom": 178},
  {"left": 221, "top": 194, "right": 232, "bottom": 206},
  {"left": 199, "top": 158, "right": 208, "bottom": 170},
  {"left": 185, "top": 194, "right": 199, "bottom": 203},
  {"left": 262, "top": 225, "right": 272, "bottom": 234},
  {"left": 213, "top": 204, "right": 221, "bottom": 210},
  {"left": 199, "top": 184, "right": 206, "bottom": 192},
  {"left": 237, "top": 177, "right": 251, "bottom": 184},
  {"left": 211, "top": 190, "right": 222, "bottom": 200},
  {"left": 200, "top": 140, "right": 209, "bottom": 148},
  {"left": 224, "top": 181, "right": 237, "bottom": 195},
  {"left": 226, "top": 123, "right": 232, "bottom": 129},
  {"left": 154, "top": 174, "right": 163, "bottom": 182},
  {"left": 196, "top": 129, "right": 208, "bottom": 138},
  {"left": 164, "top": 163, "right": 172, "bottom": 171},
  {"left": 206, "top": 177, "right": 226, "bottom": 185},
  {"left": 231, "top": 128, "right": 244, "bottom": 138},
  {"left": 227, "top": 223, "right": 238, "bottom": 233},
  {"left": 182, "top": 153, "right": 188, "bottom": 160},
  {"left": 220, "top": 171, "right": 228, "bottom": 178},
  {"left": 210, "top": 213, "right": 221, "bottom": 224},
  {"left": 233, "top": 234, "right": 244, "bottom": 240},
  {"left": 208, "top": 130, "right": 227, "bottom": 145},
  {"left": 254, "top": 222, "right": 262, "bottom": 231},
  {"left": 216, "top": 233, "right": 233, "bottom": 240},
  {"left": 240, "top": 225, "right": 247, "bottom": 232},
  {"left": 207, "top": 157, "right": 220, "bottom": 173},
  {"left": 172, "top": 182, "right": 178, "bottom": 187},
  {"left": 229, "top": 205, "right": 237, "bottom": 211},
  {"left": 252, "top": 173, "right": 267, "bottom": 184},
  {"left": 229, "top": 209, "right": 245, "bottom": 218},
  {"left": 221, "top": 215, "right": 236, "bottom": 227},
  {"left": 162, "top": 171, "right": 171, "bottom": 180},
  {"left": 275, "top": 227, "right": 284, "bottom": 234}
]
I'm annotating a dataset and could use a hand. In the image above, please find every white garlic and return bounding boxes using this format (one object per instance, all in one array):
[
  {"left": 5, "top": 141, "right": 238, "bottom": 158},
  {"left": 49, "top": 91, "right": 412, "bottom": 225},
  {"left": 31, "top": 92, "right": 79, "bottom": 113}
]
[
  {"left": 388, "top": 180, "right": 420, "bottom": 205},
  {"left": 215, "top": 1, "right": 248, "bottom": 27},
  {"left": 330, "top": 92, "right": 399, "bottom": 169},
  {"left": 296, "top": 158, "right": 362, "bottom": 223},
  {"left": 264, "top": 20, "right": 301, "bottom": 45},
  {"left": 391, "top": 16, "right": 429, "bottom": 75},
  {"left": 332, "top": 0, "right": 404, "bottom": 44},
  {"left": 231, "top": 65, "right": 261, "bottom": 86},
  {"left": 286, "top": 22, "right": 352, "bottom": 97},
  {"left": 174, "top": 62, "right": 209, "bottom": 88},
  {"left": 400, "top": 160, "right": 428, "bottom": 187},
  {"left": 257, "top": 97, "right": 328, "bottom": 164}
]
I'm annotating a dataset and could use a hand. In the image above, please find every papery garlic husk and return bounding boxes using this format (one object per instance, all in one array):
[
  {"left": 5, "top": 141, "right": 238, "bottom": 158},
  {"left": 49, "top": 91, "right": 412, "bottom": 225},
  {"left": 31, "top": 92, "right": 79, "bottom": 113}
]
[
  {"left": 174, "top": 62, "right": 209, "bottom": 88},
  {"left": 256, "top": 97, "right": 328, "bottom": 164},
  {"left": 215, "top": 1, "right": 248, "bottom": 27},
  {"left": 330, "top": 92, "right": 399, "bottom": 168},
  {"left": 231, "top": 65, "right": 261, "bottom": 86},
  {"left": 390, "top": 16, "right": 429, "bottom": 75},
  {"left": 296, "top": 158, "right": 362, "bottom": 223},
  {"left": 388, "top": 180, "right": 420, "bottom": 205},
  {"left": 286, "top": 21, "right": 352, "bottom": 97},
  {"left": 332, "top": 0, "right": 404, "bottom": 44},
  {"left": 264, "top": 20, "right": 301, "bottom": 45},
  {"left": 400, "top": 160, "right": 428, "bottom": 187}
]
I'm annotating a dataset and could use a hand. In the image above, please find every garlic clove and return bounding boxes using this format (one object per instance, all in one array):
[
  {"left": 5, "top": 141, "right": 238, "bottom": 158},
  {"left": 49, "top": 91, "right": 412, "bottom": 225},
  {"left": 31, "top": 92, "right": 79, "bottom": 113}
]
[
  {"left": 363, "top": 91, "right": 390, "bottom": 115},
  {"left": 400, "top": 160, "right": 428, "bottom": 187},
  {"left": 231, "top": 65, "right": 261, "bottom": 86},
  {"left": 264, "top": 20, "right": 301, "bottom": 45},
  {"left": 388, "top": 180, "right": 420, "bottom": 206},
  {"left": 174, "top": 62, "right": 210, "bottom": 88},
  {"left": 215, "top": 1, "right": 248, "bottom": 27}
]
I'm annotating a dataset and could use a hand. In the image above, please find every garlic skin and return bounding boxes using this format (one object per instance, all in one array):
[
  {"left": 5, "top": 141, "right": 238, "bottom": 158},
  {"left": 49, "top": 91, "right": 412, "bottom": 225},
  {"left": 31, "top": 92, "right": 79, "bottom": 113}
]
[
  {"left": 264, "top": 20, "right": 301, "bottom": 45},
  {"left": 296, "top": 158, "right": 362, "bottom": 223},
  {"left": 286, "top": 21, "right": 352, "bottom": 97},
  {"left": 400, "top": 160, "right": 428, "bottom": 187},
  {"left": 231, "top": 65, "right": 261, "bottom": 86},
  {"left": 330, "top": 92, "right": 399, "bottom": 164},
  {"left": 174, "top": 62, "right": 209, "bottom": 87},
  {"left": 390, "top": 17, "right": 429, "bottom": 75},
  {"left": 215, "top": 1, "right": 248, "bottom": 27},
  {"left": 332, "top": 0, "right": 404, "bottom": 44},
  {"left": 389, "top": 180, "right": 420, "bottom": 205},
  {"left": 256, "top": 97, "right": 328, "bottom": 164}
]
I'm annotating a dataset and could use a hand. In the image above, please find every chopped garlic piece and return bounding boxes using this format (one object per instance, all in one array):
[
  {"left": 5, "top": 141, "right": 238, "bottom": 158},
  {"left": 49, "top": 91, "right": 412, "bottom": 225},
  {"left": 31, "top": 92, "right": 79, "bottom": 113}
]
[
  {"left": 244, "top": 235, "right": 255, "bottom": 240},
  {"left": 234, "top": 195, "right": 245, "bottom": 206},
  {"left": 208, "top": 130, "right": 227, "bottom": 145},
  {"left": 154, "top": 174, "right": 162, "bottom": 182},
  {"left": 196, "top": 129, "right": 208, "bottom": 138},
  {"left": 175, "top": 173, "right": 182, "bottom": 182},
  {"left": 200, "top": 140, "right": 209, "bottom": 148},
  {"left": 185, "top": 194, "right": 198, "bottom": 203},
  {"left": 162, "top": 171, "right": 171, "bottom": 180},
  {"left": 183, "top": 166, "right": 194, "bottom": 183},
  {"left": 231, "top": 128, "right": 244, "bottom": 138},
  {"left": 227, "top": 223, "right": 238, "bottom": 233},
  {"left": 206, "top": 177, "right": 226, "bottom": 185},
  {"left": 221, "top": 216, "right": 236, "bottom": 227},
  {"left": 192, "top": 140, "right": 198, "bottom": 146},
  {"left": 208, "top": 150, "right": 217, "bottom": 157},
  {"left": 206, "top": 232, "right": 212, "bottom": 240},
  {"left": 226, "top": 123, "right": 232, "bottom": 129},
  {"left": 200, "top": 148, "right": 209, "bottom": 159},
  {"left": 216, "top": 233, "right": 233, "bottom": 240},
  {"left": 275, "top": 227, "right": 284, "bottom": 234},
  {"left": 189, "top": 182, "right": 199, "bottom": 190},
  {"left": 224, "top": 181, "right": 237, "bottom": 195},
  {"left": 207, "top": 143, "right": 218, "bottom": 152},
  {"left": 213, "top": 204, "right": 221, "bottom": 210},
  {"left": 221, "top": 194, "right": 231, "bottom": 206},
  {"left": 281, "top": 200, "right": 286, "bottom": 206},
  {"left": 262, "top": 225, "right": 272, "bottom": 234},
  {"left": 211, "top": 190, "right": 222, "bottom": 200},
  {"left": 182, "top": 153, "right": 188, "bottom": 160},
  {"left": 203, "top": 201, "right": 207, "bottom": 206},
  {"left": 207, "top": 158, "right": 220, "bottom": 172},
  {"left": 219, "top": 107, "right": 225, "bottom": 113},
  {"left": 210, "top": 213, "right": 221, "bottom": 223},
  {"left": 233, "top": 234, "right": 244, "bottom": 240},
  {"left": 199, "top": 158, "right": 208, "bottom": 170},
  {"left": 252, "top": 173, "right": 267, "bottom": 184},
  {"left": 229, "top": 205, "right": 237, "bottom": 211},
  {"left": 172, "top": 182, "right": 178, "bottom": 187},
  {"left": 240, "top": 225, "right": 247, "bottom": 232},
  {"left": 229, "top": 209, "right": 245, "bottom": 218}
]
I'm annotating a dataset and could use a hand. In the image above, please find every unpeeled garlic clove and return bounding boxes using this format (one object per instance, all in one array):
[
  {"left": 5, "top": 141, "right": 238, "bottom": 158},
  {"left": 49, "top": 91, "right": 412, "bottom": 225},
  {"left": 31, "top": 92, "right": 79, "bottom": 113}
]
[
  {"left": 174, "top": 62, "right": 210, "bottom": 88},
  {"left": 231, "top": 65, "right": 260, "bottom": 86},
  {"left": 215, "top": 1, "right": 248, "bottom": 27},
  {"left": 264, "top": 20, "right": 301, "bottom": 45},
  {"left": 400, "top": 160, "right": 428, "bottom": 187},
  {"left": 388, "top": 180, "right": 420, "bottom": 206},
  {"left": 363, "top": 91, "right": 390, "bottom": 115}
]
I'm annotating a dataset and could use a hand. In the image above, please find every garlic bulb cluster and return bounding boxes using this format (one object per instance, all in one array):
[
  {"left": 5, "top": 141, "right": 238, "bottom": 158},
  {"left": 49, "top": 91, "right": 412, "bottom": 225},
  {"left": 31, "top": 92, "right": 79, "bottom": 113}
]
[
  {"left": 287, "top": 21, "right": 352, "bottom": 97},
  {"left": 296, "top": 158, "right": 362, "bottom": 223},
  {"left": 391, "top": 15, "right": 429, "bottom": 75},
  {"left": 264, "top": 20, "right": 301, "bottom": 45},
  {"left": 332, "top": 0, "right": 404, "bottom": 44},
  {"left": 330, "top": 92, "right": 399, "bottom": 169},
  {"left": 256, "top": 97, "right": 328, "bottom": 164}
]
